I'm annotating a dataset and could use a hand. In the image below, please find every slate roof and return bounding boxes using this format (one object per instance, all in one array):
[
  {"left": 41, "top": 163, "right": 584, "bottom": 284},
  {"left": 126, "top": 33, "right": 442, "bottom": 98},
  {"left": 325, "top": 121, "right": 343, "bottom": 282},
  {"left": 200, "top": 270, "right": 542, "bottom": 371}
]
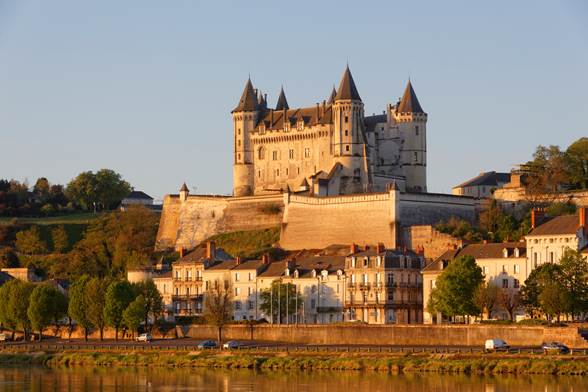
[
  {"left": 334, "top": 66, "right": 361, "bottom": 101},
  {"left": 180, "top": 183, "right": 189, "bottom": 192},
  {"left": 327, "top": 86, "right": 337, "bottom": 104},
  {"left": 0, "top": 271, "right": 13, "bottom": 286},
  {"left": 364, "top": 114, "right": 387, "bottom": 133},
  {"left": 175, "top": 246, "right": 233, "bottom": 265},
  {"left": 397, "top": 80, "right": 424, "bottom": 113},
  {"left": 275, "top": 87, "right": 289, "bottom": 110},
  {"left": 232, "top": 259, "right": 267, "bottom": 271},
  {"left": 124, "top": 191, "right": 153, "bottom": 200},
  {"left": 233, "top": 78, "right": 258, "bottom": 112},
  {"left": 454, "top": 171, "right": 511, "bottom": 189},
  {"left": 527, "top": 215, "right": 580, "bottom": 236}
]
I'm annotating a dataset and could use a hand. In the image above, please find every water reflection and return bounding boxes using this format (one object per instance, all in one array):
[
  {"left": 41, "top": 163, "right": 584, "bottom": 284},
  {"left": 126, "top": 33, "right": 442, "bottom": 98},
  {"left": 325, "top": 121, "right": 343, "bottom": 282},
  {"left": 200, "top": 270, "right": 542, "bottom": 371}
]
[{"left": 0, "top": 366, "right": 585, "bottom": 392}]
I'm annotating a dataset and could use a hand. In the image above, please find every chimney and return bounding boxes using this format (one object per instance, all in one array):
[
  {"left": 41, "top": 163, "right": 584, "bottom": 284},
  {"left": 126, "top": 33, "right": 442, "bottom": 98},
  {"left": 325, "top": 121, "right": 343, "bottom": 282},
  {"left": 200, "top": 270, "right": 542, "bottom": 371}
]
[
  {"left": 206, "top": 241, "right": 216, "bottom": 260},
  {"left": 179, "top": 248, "right": 185, "bottom": 258},
  {"left": 376, "top": 243, "right": 385, "bottom": 253},
  {"left": 236, "top": 256, "right": 242, "bottom": 265},
  {"left": 350, "top": 243, "right": 358, "bottom": 254},
  {"left": 262, "top": 254, "right": 270, "bottom": 264},
  {"left": 531, "top": 208, "right": 545, "bottom": 229},
  {"left": 316, "top": 102, "right": 320, "bottom": 120},
  {"left": 579, "top": 207, "right": 588, "bottom": 235}
]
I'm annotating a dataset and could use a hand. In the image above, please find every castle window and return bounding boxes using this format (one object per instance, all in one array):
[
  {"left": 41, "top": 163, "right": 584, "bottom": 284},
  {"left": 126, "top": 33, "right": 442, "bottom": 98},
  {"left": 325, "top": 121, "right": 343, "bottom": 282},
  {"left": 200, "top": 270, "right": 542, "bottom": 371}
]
[
  {"left": 258, "top": 147, "right": 265, "bottom": 160},
  {"left": 272, "top": 151, "right": 278, "bottom": 160},
  {"left": 237, "top": 153, "right": 241, "bottom": 161},
  {"left": 304, "top": 148, "right": 311, "bottom": 158},
  {"left": 415, "top": 126, "right": 419, "bottom": 135},
  {"left": 345, "top": 130, "right": 348, "bottom": 136},
  {"left": 346, "top": 145, "right": 350, "bottom": 152},
  {"left": 297, "top": 168, "right": 300, "bottom": 175},
  {"left": 238, "top": 140, "right": 241, "bottom": 146},
  {"left": 289, "top": 149, "right": 294, "bottom": 159},
  {"left": 258, "top": 170, "right": 261, "bottom": 178},
  {"left": 276, "top": 169, "right": 279, "bottom": 177},
  {"left": 238, "top": 128, "right": 241, "bottom": 135},
  {"left": 345, "top": 116, "right": 348, "bottom": 123},
  {"left": 413, "top": 152, "right": 418, "bottom": 162},
  {"left": 286, "top": 168, "right": 289, "bottom": 176}
]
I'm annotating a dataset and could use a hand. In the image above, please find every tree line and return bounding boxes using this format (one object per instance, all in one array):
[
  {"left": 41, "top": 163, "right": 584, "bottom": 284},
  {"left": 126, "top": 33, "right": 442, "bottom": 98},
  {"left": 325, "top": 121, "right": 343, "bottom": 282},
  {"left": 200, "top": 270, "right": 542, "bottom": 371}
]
[
  {"left": 427, "top": 250, "right": 588, "bottom": 323},
  {"left": 0, "top": 276, "right": 163, "bottom": 341},
  {"left": 0, "top": 169, "right": 131, "bottom": 217}
]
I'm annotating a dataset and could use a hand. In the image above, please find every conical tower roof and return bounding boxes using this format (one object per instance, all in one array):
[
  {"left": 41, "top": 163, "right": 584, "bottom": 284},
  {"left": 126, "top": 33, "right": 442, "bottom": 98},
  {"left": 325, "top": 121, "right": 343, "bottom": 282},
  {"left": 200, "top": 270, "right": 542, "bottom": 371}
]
[
  {"left": 334, "top": 66, "right": 361, "bottom": 101},
  {"left": 397, "top": 80, "right": 424, "bottom": 113},
  {"left": 179, "top": 183, "right": 189, "bottom": 192},
  {"left": 233, "top": 78, "right": 258, "bottom": 112},
  {"left": 327, "top": 86, "right": 337, "bottom": 104},
  {"left": 275, "top": 86, "right": 289, "bottom": 110}
]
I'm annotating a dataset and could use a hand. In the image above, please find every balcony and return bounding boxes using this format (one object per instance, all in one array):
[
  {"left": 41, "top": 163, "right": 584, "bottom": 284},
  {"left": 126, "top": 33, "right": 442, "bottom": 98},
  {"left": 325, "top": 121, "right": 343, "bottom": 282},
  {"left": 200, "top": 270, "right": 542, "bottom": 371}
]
[
  {"left": 316, "top": 306, "right": 343, "bottom": 313},
  {"left": 172, "top": 294, "right": 204, "bottom": 301}
]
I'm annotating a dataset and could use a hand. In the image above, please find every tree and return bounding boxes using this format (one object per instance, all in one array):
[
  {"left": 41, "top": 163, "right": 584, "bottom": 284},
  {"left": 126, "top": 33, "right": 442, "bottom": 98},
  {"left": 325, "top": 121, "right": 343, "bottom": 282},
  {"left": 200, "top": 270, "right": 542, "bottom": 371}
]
[
  {"left": 15, "top": 226, "right": 47, "bottom": 255},
  {"left": 94, "top": 169, "right": 131, "bottom": 210},
  {"left": 134, "top": 280, "right": 163, "bottom": 328},
  {"left": 203, "top": 279, "right": 233, "bottom": 344},
  {"left": 520, "top": 263, "right": 562, "bottom": 318},
  {"left": 51, "top": 225, "right": 69, "bottom": 253},
  {"left": 499, "top": 288, "right": 520, "bottom": 321},
  {"left": 1, "top": 280, "right": 35, "bottom": 341},
  {"left": 558, "top": 249, "right": 588, "bottom": 318},
  {"left": 427, "top": 255, "right": 484, "bottom": 320},
  {"left": 473, "top": 281, "right": 499, "bottom": 320},
  {"left": 526, "top": 144, "right": 570, "bottom": 193},
  {"left": 27, "top": 284, "right": 65, "bottom": 341},
  {"left": 259, "top": 281, "right": 302, "bottom": 323},
  {"left": 104, "top": 280, "right": 135, "bottom": 340},
  {"left": 539, "top": 281, "right": 570, "bottom": 323},
  {"left": 0, "top": 247, "right": 19, "bottom": 268},
  {"left": 566, "top": 137, "right": 588, "bottom": 189},
  {"left": 123, "top": 295, "right": 147, "bottom": 338},
  {"left": 33, "top": 177, "right": 50, "bottom": 201},
  {"left": 68, "top": 275, "right": 93, "bottom": 341},
  {"left": 0, "top": 280, "right": 18, "bottom": 339},
  {"left": 65, "top": 171, "right": 97, "bottom": 211},
  {"left": 85, "top": 277, "right": 109, "bottom": 341}
]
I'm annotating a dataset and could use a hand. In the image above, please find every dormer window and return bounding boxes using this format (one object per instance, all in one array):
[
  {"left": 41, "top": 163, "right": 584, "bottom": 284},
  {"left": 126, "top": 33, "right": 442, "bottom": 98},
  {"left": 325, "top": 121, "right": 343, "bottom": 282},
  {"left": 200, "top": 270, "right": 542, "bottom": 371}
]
[
  {"left": 297, "top": 119, "right": 304, "bottom": 131},
  {"left": 376, "top": 256, "right": 382, "bottom": 267},
  {"left": 351, "top": 257, "right": 356, "bottom": 268},
  {"left": 259, "top": 123, "right": 265, "bottom": 132},
  {"left": 503, "top": 249, "right": 508, "bottom": 258},
  {"left": 363, "top": 257, "right": 369, "bottom": 267},
  {"left": 293, "top": 270, "right": 299, "bottom": 278},
  {"left": 284, "top": 268, "right": 290, "bottom": 276},
  {"left": 514, "top": 248, "right": 520, "bottom": 258},
  {"left": 311, "top": 269, "right": 317, "bottom": 278}
]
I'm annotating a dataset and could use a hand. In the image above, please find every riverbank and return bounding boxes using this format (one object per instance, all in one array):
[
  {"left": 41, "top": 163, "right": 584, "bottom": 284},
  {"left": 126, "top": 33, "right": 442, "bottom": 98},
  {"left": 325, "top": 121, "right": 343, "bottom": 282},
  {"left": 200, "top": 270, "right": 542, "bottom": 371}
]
[{"left": 1, "top": 350, "right": 588, "bottom": 375}]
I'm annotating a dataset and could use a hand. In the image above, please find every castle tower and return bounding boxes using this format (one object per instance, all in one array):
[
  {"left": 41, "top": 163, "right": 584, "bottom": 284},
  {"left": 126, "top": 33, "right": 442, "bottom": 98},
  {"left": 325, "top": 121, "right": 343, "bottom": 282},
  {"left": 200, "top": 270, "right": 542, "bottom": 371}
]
[
  {"left": 396, "top": 80, "right": 427, "bottom": 192},
  {"left": 332, "top": 66, "right": 369, "bottom": 194},
  {"left": 179, "top": 182, "right": 189, "bottom": 202},
  {"left": 231, "top": 78, "right": 259, "bottom": 197}
]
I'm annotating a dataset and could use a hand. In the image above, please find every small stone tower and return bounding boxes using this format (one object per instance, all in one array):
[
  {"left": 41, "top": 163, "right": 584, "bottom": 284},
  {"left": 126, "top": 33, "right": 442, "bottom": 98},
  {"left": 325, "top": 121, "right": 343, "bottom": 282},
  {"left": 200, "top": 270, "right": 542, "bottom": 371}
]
[
  {"left": 396, "top": 80, "right": 427, "bottom": 192},
  {"left": 332, "top": 66, "right": 369, "bottom": 194},
  {"left": 179, "top": 182, "right": 189, "bottom": 202},
  {"left": 232, "top": 78, "right": 259, "bottom": 197}
]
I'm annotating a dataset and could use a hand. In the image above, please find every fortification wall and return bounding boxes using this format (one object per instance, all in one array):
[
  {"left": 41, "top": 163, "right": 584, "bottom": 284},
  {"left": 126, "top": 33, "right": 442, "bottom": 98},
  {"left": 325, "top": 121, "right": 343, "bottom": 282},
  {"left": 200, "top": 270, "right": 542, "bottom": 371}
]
[
  {"left": 399, "top": 192, "right": 477, "bottom": 226},
  {"left": 177, "top": 324, "right": 588, "bottom": 348},
  {"left": 155, "top": 194, "right": 284, "bottom": 251},
  {"left": 279, "top": 192, "right": 398, "bottom": 250},
  {"left": 401, "top": 225, "right": 463, "bottom": 260}
]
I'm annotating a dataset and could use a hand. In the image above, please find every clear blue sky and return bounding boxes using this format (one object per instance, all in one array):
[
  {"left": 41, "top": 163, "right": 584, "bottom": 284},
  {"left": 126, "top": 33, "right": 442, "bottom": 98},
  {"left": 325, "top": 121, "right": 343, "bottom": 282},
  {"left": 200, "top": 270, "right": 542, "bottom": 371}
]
[{"left": 1, "top": 0, "right": 587, "bottom": 201}]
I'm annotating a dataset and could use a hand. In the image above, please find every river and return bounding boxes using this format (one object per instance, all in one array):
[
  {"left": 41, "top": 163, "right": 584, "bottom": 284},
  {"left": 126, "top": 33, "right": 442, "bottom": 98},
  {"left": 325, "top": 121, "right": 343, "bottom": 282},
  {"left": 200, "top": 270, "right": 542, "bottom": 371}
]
[{"left": 0, "top": 366, "right": 586, "bottom": 391}]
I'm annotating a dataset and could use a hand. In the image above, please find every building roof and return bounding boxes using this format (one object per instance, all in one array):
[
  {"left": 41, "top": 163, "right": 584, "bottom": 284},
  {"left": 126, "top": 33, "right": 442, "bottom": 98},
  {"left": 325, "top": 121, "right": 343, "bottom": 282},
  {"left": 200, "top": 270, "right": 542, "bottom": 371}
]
[
  {"left": 232, "top": 259, "right": 266, "bottom": 271},
  {"left": 327, "top": 86, "right": 337, "bottom": 104},
  {"left": 424, "top": 242, "right": 527, "bottom": 273},
  {"left": 275, "top": 87, "right": 289, "bottom": 110},
  {"left": 527, "top": 215, "right": 580, "bottom": 236},
  {"left": 175, "top": 246, "right": 233, "bottom": 265},
  {"left": 0, "top": 271, "right": 13, "bottom": 286},
  {"left": 453, "top": 171, "right": 511, "bottom": 189},
  {"left": 364, "top": 114, "right": 387, "bottom": 133},
  {"left": 124, "top": 191, "right": 153, "bottom": 200},
  {"left": 233, "top": 78, "right": 258, "bottom": 112},
  {"left": 206, "top": 259, "right": 238, "bottom": 271},
  {"left": 397, "top": 80, "right": 424, "bottom": 114},
  {"left": 257, "top": 261, "right": 287, "bottom": 278},
  {"left": 334, "top": 66, "right": 361, "bottom": 101}
]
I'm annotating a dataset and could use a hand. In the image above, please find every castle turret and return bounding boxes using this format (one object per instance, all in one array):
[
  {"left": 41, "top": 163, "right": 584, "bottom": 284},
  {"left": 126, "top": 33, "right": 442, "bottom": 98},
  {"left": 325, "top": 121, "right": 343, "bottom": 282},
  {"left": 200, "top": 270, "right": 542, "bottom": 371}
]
[
  {"left": 396, "top": 80, "right": 427, "bottom": 192},
  {"left": 232, "top": 78, "right": 259, "bottom": 196},
  {"left": 275, "top": 87, "right": 289, "bottom": 110},
  {"left": 179, "top": 182, "right": 189, "bottom": 202},
  {"left": 332, "top": 66, "right": 369, "bottom": 194}
]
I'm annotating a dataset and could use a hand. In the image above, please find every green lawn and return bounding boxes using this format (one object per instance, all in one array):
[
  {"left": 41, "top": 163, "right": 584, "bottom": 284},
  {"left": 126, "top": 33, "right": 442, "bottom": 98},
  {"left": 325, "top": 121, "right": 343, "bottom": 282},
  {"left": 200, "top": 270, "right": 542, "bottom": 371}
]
[
  {"left": 208, "top": 227, "right": 281, "bottom": 259},
  {"left": 0, "top": 212, "right": 103, "bottom": 225}
]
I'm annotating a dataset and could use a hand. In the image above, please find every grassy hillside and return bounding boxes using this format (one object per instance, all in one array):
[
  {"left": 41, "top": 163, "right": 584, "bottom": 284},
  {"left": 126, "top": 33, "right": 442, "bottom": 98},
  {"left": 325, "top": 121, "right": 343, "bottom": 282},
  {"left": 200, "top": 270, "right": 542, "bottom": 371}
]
[{"left": 207, "top": 227, "right": 281, "bottom": 259}]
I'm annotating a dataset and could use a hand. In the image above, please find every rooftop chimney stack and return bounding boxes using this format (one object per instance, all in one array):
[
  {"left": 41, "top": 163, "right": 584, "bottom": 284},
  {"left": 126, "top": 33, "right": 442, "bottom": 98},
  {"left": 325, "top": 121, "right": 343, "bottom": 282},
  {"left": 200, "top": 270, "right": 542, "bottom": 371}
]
[
  {"left": 179, "top": 248, "right": 185, "bottom": 258},
  {"left": 206, "top": 241, "right": 216, "bottom": 260},
  {"left": 531, "top": 208, "right": 546, "bottom": 229},
  {"left": 350, "top": 243, "right": 358, "bottom": 254},
  {"left": 262, "top": 254, "right": 270, "bottom": 264},
  {"left": 579, "top": 207, "right": 588, "bottom": 235},
  {"left": 376, "top": 243, "right": 385, "bottom": 253},
  {"left": 236, "top": 256, "right": 242, "bottom": 265}
]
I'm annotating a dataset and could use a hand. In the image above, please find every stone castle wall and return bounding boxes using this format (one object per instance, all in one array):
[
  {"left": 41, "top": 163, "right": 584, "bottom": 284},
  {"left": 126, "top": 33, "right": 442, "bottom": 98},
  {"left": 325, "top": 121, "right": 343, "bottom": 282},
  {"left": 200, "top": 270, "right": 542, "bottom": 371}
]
[
  {"left": 279, "top": 192, "right": 398, "bottom": 250},
  {"left": 401, "top": 225, "right": 464, "bottom": 261},
  {"left": 155, "top": 194, "right": 284, "bottom": 251},
  {"left": 156, "top": 191, "right": 477, "bottom": 252}
]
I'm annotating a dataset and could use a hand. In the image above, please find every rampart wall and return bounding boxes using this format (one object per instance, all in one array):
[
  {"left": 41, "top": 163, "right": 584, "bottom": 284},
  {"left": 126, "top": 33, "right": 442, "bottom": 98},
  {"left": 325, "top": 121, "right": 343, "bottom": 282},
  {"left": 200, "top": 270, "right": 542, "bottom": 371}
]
[
  {"left": 401, "top": 225, "right": 464, "bottom": 260},
  {"left": 177, "top": 324, "right": 588, "bottom": 348},
  {"left": 155, "top": 194, "right": 284, "bottom": 251},
  {"left": 279, "top": 191, "right": 398, "bottom": 250}
]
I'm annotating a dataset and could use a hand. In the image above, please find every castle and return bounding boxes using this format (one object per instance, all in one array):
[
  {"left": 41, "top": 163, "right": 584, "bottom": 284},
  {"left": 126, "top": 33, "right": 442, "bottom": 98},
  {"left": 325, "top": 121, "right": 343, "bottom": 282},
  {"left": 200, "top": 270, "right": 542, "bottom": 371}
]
[{"left": 232, "top": 66, "right": 427, "bottom": 197}]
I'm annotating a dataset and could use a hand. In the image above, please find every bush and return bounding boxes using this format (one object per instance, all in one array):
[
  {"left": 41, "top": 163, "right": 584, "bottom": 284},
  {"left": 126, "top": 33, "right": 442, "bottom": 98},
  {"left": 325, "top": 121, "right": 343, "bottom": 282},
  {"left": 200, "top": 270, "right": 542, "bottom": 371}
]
[
  {"left": 517, "top": 318, "right": 548, "bottom": 326},
  {"left": 480, "top": 319, "right": 514, "bottom": 325}
]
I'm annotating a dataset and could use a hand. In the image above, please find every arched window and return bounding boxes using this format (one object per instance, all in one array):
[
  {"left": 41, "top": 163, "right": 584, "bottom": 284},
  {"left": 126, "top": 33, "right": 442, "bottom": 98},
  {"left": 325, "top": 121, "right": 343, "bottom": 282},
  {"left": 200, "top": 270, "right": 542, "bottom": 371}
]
[{"left": 258, "top": 146, "right": 265, "bottom": 160}]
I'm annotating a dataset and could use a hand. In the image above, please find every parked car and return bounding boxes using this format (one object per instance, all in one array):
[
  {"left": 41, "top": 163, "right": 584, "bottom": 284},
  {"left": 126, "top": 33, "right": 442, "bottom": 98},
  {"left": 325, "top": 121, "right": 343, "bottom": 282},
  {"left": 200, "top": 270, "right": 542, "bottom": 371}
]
[
  {"left": 542, "top": 342, "right": 570, "bottom": 354},
  {"left": 485, "top": 339, "right": 510, "bottom": 352},
  {"left": 135, "top": 333, "right": 152, "bottom": 342},
  {"left": 0, "top": 333, "right": 6, "bottom": 342},
  {"left": 222, "top": 340, "right": 241, "bottom": 349},
  {"left": 198, "top": 340, "right": 217, "bottom": 349}
]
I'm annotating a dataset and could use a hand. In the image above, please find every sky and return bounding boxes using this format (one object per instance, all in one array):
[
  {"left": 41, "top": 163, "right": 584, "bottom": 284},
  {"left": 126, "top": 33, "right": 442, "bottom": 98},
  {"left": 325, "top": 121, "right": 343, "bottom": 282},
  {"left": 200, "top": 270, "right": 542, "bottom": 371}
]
[{"left": 1, "top": 0, "right": 587, "bottom": 201}]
